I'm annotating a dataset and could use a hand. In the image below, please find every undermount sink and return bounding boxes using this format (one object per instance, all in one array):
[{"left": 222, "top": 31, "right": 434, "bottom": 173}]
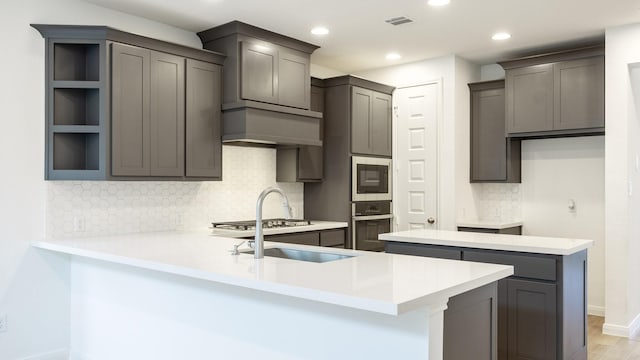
[{"left": 241, "top": 247, "right": 355, "bottom": 263}]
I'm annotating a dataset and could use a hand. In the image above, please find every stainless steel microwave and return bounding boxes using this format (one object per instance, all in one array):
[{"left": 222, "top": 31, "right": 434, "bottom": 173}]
[{"left": 351, "top": 156, "right": 392, "bottom": 202}]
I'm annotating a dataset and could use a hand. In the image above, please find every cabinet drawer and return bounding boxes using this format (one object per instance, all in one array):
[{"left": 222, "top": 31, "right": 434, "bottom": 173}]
[
  {"left": 463, "top": 250, "right": 556, "bottom": 281},
  {"left": 320, "top": 229, "right": 345, "bottom": 247},
  {"left": 385, "top": 242, "right": 462, "bottom": 260},
  {"left": 265, "top": 232, "right": 320, "bottom": 246}
]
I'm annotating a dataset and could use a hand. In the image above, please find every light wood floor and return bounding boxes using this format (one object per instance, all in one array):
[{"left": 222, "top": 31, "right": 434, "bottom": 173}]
[{"left": 589, "top": 315, "right": 640, "bottom": 359}]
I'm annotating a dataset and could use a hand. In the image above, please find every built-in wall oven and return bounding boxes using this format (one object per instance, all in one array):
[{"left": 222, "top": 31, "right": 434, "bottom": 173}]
[
  {"left": 351, "top": 156, "right": 392, "bottom": 202},
  {"left": 352, "top": 201, "right": 392, "bottom": 251}
]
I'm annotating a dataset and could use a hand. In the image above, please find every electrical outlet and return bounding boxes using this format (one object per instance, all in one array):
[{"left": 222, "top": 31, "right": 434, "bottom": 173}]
[
  {"left": 0, "top": 313, "right": 7, "bottom": 333},
  {"left": 73, "top": 217, "right": 85, "bottom": 232}
]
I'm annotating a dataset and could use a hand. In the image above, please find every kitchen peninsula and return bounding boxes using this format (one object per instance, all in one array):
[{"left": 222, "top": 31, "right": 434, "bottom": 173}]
[
  {"left": 381, "top": 229, "right": 593, "bottom": 360},
  {"left": 33, "top": 231, "right": 512, "bottom": 360}
]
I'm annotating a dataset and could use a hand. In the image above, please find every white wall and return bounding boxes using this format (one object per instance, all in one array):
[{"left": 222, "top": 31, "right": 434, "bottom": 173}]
[
  {"left": 603, "top": 22, "right": 640, "bottom": 337},
  {"left": 353, "top": 55, "right": 480, "bottom": 230},
  {"left": 0, "top": 1, "right": 305, "bottom": 358},
  {"left": 454, "top": 57, "right": 481, "bottom": 222},
  {"left": 520, "top": 137, "right": 605, "bottom": 314}
]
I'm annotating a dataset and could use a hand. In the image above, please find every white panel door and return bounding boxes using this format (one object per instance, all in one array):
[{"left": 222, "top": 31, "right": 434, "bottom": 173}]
[{"left": 394, "top": 83, "right": 439, "bottom": 230}]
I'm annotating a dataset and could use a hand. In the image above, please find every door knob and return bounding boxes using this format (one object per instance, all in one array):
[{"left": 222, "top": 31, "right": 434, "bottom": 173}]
[{"left": 427, "top": 217, "right": 435, "bottom": 224}]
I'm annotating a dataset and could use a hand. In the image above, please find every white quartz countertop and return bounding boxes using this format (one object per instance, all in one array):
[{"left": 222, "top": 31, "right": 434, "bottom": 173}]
[
  {"left": 456, "top": 220, "right": 523, "bottom": 229},
  {"left": 210, "top": 221, "right": 347, "bottom": 238},
  {"left": 33, "top": 231, "right": 512, "bottom": 316},
  {"left": 380, "top": 229, "right": 593, "bottom": 255}
]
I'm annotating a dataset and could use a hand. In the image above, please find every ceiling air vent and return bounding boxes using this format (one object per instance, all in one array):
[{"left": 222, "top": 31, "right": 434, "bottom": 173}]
[{"left": 385, "top": 16, "right": 413, "bottom": 26}]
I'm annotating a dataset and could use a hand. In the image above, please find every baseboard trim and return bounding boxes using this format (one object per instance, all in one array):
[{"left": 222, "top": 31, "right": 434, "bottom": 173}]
[
  {"left": 603, "top": 312, "right": 640, "bottom": 338},
  {"left": 588, "top": 305, "right": 605, "bottom": 317},
  {"left": 18, "top": 349, "right": 68, "bottom": 360}
]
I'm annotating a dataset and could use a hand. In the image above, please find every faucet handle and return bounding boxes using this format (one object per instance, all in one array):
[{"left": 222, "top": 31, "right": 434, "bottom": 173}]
[{"left": 230, "top": 240, "right": 246, "bottom": 255}]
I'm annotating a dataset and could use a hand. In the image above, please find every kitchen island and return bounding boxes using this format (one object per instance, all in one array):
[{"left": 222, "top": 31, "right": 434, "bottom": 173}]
[
  {"left": 381, "top": 229, "right": 593, "bottom": 360},
  {"left": 33, "top": 231, "right": 512, "bottom": 360}
]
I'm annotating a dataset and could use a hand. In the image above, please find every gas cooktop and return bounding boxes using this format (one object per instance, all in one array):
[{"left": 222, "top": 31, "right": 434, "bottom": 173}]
[{"left": 211, "top": 219, "right": 312, "bottom": 231}]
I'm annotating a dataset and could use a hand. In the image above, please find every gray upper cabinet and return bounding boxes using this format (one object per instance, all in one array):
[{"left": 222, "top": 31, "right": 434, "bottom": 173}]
[
  {"left": 199, "top": 21, "right": 316, "bottom": 110},
  {"left": 276, "top": 78, "right": 324, "bottom": 182},
  {"left": 278, "top": 51, "right": 311, "bottom": 109},
  {"left": 500, "top": 45, "right": 605, "bottom": 138},
  {"left": 240, "top": 41, "right": 278, "bottom": 105},
  {"left": 198, "top": 21, "right": 322, "bottom": 147},
  {"left": 149, "top": 51, "right": 185, "bottom": 177},
  {"left": 554, "top": 56, "right": 605, "bottom": 130},
  {"left": 185, "top": 59, "right": 222, "bottom": 179},
  {"left": 469, "top": 80, "right": 521, "bottom": 183},
  {"left": 33, "top": 24, "right": 225, "bottom": 181},
  {"left": 239, "top": 41, "right": 309, "bottom": 109},
  {"left": 112, "top": 44, "right": 185, "bottom": 178},
  {"left": 111, "top": 43, "right": 150, "bottom": 176},
  {"left": 351, "top": 87, "right": 372, "bottom": 155},
  {"left": 505, "top": 64, "right": 554, "bottom": 134},
  {"left": 351, "top": 86, "right": 392, "bottom": 157}
]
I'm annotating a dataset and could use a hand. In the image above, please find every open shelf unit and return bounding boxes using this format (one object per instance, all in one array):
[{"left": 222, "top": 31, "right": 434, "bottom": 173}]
[{"left": 45, "top": 39, "right": 107, "bottom": 179}]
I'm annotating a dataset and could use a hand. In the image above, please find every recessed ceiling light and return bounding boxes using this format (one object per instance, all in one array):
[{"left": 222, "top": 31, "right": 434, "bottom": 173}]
[
  {"left": 311, "top": 27, "right": 329, "bottom": 36},
  {"left": 428, "top": 0, "right": 450, "bottom": 6},
  {"left": 492, "top": 32, "right": 511, "bottom": 41},
  {"left": 386, "top": 53, "right": 402, "bottom": 60}
]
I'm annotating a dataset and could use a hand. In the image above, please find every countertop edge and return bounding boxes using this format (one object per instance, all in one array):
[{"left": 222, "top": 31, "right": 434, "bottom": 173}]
[
  {"left": 34, "top": 235, "right": 512, "bottom": 316},
  {"left": 32, "top": 239, "right": 400, "bottom": 315},
  {"left": 380, "top": 230, "right": 594, "bottom": 256}
]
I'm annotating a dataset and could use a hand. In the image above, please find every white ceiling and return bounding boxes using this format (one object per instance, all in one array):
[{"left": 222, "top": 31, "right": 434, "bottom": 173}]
[{"left": 84, "top": 0, "right": 640, "bottom": 73}]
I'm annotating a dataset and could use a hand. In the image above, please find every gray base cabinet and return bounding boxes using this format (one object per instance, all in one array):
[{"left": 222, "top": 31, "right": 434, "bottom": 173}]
[
  {"left": 457, "top": 226, "right": 522, "bottom": 235},
  {"left": 500, "top": 45, "right": 604, "bottom": 138},
  {"left": 469, "top": 80, "right": 521, "bottom": 183},
  {"left": 444, "top": 282, "right": 498, "bottom": 360},
  {"left": 242, "top": 228, "right": 346, "bottom": 248},
  {"left": 33, "top": 24, "right": 225, "bottom": 180},
  {"left": 385, "top": 242, "right": 588, "bottom": 360}
]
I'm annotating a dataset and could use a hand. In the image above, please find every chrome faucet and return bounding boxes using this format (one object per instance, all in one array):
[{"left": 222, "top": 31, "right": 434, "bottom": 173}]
[{"left": 252, "top": 186, "right": 292, "bottom": 259}]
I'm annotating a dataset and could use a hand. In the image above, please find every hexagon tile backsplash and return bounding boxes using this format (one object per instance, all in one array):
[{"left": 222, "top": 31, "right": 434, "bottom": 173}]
[
  {"left": 476, "top": 183, "right": 522, "bottom": 221},
  {"left": 46, "top": 146, "right": 303, "bottom": 239}
]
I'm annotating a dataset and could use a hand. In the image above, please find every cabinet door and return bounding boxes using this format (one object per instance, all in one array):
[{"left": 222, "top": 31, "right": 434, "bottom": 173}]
[
  {"left": 507, "top": 278, "right": 557, "bottom": 360},
  {"left": 111, "top": 43, "right": 150, "bottom": 176},
  {"left": 471, "top": 87, "right": 507, "bottom": 181},
  {"left": 278, "top": 50, "right": 310, "bottom": 109},
  {"left": 506, "top": 64, "right": 554, "bottom": 134},
  {"left": 240, "top": 41, "right": 278, "bottom": 104},
  {"left": 296, "top": 83, "right": 324, "bottom": 181},
  {"left": 444, "top": 282, "right": 498, "bottom": 360},
  {"left": 554, "top": 56, "right": 604, "bottom": 130},
  {"left": 371, "top": 92, "right": 392, "bottom": 156},
  {"left": 265, "top": 232, "right": 320, "bottom": 246},
  {"left": 297, "top": 146, "right": 323, "bottom": 181},
  {"left": 351, "top": 86, "right": 373, "bottom": 154},
  {"left": 149, "top": 51, "right": 184, "bottom": 177},
  {"left": 185, "top": 59, "right": 222, "bottom": 178}
]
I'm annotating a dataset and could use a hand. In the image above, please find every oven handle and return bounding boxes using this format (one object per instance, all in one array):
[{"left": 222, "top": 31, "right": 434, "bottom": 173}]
[{"left": 352, "top": 214, "right": 394, "bottom": 221}]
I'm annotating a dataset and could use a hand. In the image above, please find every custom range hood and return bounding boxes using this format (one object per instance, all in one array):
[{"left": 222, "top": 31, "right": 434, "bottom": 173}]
[{"left": 198, "top": 21, "right": 322, "bottom": 146}]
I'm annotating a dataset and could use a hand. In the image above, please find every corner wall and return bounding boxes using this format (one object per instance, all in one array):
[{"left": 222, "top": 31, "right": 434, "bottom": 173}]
[{"left": 603, "top": 23, "right": 640, "bottom": 337}]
